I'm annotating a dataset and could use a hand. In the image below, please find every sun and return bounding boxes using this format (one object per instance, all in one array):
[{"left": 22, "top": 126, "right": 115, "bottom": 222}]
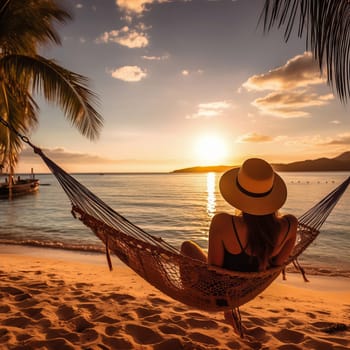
[{"left": 194, "top": 135, "right": 228, "bottom": 165}]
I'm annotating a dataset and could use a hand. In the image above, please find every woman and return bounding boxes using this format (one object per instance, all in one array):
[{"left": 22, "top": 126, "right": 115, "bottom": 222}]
[
  {"left": 181, "top": 157, "right": 298, "bottom": 273},
  {"left": 181, "top": 158, "right": 298, "bottom": 332}
]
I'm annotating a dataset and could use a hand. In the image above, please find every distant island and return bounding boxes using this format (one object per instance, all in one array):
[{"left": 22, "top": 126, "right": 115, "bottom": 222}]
[{"left": 172, "top": 151, "right": 350, "bottom": 173}]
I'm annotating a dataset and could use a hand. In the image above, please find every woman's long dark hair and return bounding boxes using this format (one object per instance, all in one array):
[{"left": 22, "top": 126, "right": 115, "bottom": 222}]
[{"left": 242, "top": 212, "right": 281, "bottom": 271}]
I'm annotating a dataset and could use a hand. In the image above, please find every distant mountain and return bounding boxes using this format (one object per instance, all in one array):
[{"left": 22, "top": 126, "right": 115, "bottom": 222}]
[
  {"left": 273, "top": 152, "right": 350, "bottom": 172},
  {"left": 172, "top": 165, "right": 234, "bottom": 173},
  {"left": 172, "top": 152, "right": 350, "bottom": 173}
]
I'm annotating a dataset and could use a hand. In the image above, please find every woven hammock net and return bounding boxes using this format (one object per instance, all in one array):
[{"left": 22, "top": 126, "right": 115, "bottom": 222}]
[{"left": 35, "top": 149, "right": 350, "bottom": 312}]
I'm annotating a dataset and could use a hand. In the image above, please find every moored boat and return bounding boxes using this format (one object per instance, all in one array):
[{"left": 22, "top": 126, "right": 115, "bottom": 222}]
[{"left": 0, "top": 170, "right": 40, "bottom": 199}]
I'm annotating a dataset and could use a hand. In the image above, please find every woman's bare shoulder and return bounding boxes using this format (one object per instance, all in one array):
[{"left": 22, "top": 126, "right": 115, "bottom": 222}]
[
  {"left": 280, "top": 214, "right": 298, "bottom": 237},
  {"left": 281, "top": 214, "right": 298, "bottom": 226},
  {"left": 210, "top": 212, "right": 235, "bottom": 230},
  {"left": 212, "top": 212, "right": 232, "bottom": 221}
]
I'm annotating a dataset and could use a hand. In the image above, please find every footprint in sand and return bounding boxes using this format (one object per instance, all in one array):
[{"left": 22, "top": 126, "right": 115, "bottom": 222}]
[
  {"left": 22, "top": 307, "right": 44, "bottom": 320},
  {"left": 102, "top": 334, "right": 133, "bottom": 349},
  {"left": 0, "top": 286, "right": 24, "bottom": 296},
  {"left": 80, "top": 328, "right": 99, "bottom": 343},
  {"left": 244, "top": 326, "right": 269, "bottom": 342},
  {"left": 14, "top": 292, "right": 32, "bottom": 302},
  {"left": 187, "top": 331, "right": 220, "bottom": 346},
  {"left": 56, "top": 305, "right": 79, "bottom": 321},
  {"left": 45, "top": 327, "right": 80, "bottom": 343},
  {"left": 148, "top": 296, "right": 171, "bottom": 306},
  {"left": 104, "top": 292, "right": 136, "bottom": 304},
  {"left": 69, "top": 315, "right": 94, "bottom": 333},
  {"left": 247, "top": 316, "right": 269, "bottom": 327},
  {"left": 153, "top": 338, "right": 183, "bottom": 350},
  {"left": 2, "top": 316, "right": 32, "bottom": 328},
  {"left": 273, "top": 328, "right": 305, "bottom": 344},
  {"left": 0, "top": 305, "right": 11, "bottom": 313},
  {"left": 105, "top": 325, "right": 123, "bottom": 336},
  {"left": 186, "top": 318, "right": 219, "bottom": 330},
  {"left": 135, "top": 306, "right": 162, "bottom": 318},
  {"left": 316, "top": 310, "right": 331, "bottom": 315},
  {"left": 158, "top": 324, "right": 186, "bottom": 336},
  {"left": 284, "top": 307, "right": 295, "bottom": 312},
  {"left": 95, "top": 315, "right": 121, "bottom": 324},
  {"left": 125, "top": 323, "right": 163, "bottom": 344}
]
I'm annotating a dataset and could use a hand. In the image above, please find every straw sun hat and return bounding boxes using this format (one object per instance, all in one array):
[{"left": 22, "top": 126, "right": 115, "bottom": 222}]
[{"left": 219, "top": 158, "right": 287, "bottom": 215}]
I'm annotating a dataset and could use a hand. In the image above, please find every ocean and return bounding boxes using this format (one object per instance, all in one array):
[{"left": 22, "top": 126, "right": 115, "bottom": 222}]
[{"left": 0, "top": 171, "right": 349, "bottom": 275}]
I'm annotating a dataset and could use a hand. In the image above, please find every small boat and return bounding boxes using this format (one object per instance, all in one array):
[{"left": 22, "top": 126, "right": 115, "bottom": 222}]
[{"left": 0, "top": 170, "right": 40, "bottom": 199}]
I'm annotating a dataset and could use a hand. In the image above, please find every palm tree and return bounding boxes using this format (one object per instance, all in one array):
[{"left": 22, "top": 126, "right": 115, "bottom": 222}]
[
  {"left": 0, "top": 0, "right": 103, "bottom": 175},
  {"left": 260, "top": 0, "right": 350, "bottom": 103}
]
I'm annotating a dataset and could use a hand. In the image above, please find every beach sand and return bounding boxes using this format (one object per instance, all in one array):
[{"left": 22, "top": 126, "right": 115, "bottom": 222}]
[{"left": 0, "top": 245, "right": 349, "bottom": 350}]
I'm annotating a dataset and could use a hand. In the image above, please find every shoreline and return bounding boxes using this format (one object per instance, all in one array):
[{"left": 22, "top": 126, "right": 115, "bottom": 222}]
[
  {"left": 1, "top": 246, "right": 349, "bottom": 349},
  {"left": 1, "top": 243, "right": 349, "bottom": 279}
]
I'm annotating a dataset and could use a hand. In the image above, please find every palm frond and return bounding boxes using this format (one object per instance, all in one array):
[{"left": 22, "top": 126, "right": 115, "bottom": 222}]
[
  {"left": 0, "top": 0, "right": 71, "bottom": 54},
  {"left": 1, "top": 54, "right": 103, "bottom": 140},
  {"left": 260, "top": 0, "right": 350, "bottom": 103}
]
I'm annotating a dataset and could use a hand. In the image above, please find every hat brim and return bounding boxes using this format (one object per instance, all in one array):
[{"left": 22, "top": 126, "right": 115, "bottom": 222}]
[{"left": 219, "top": 167, "right": 287, "bottom": 215}]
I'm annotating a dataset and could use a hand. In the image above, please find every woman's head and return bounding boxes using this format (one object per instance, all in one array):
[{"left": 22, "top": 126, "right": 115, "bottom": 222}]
[{"left": 219, "top": 158, "right": 287, "bottom": 215}]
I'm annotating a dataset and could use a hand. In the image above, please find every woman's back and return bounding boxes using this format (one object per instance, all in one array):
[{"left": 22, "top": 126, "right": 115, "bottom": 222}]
[{"left": 208, "top": 212, "right": 297, "bottom": 272}]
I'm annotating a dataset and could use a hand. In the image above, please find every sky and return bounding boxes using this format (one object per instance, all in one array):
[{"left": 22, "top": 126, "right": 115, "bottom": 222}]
[{"left": 17, "top": 0, "right": 350, "bottom": 173}]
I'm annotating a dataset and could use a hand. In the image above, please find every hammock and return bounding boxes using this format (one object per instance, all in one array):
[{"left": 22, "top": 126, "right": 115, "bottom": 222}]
[
  {"left": 1, "top": 118, "right": 349, "bottom": 319},
  {"left": 31, "top": 147, "right": 349, "bottom": 313}
]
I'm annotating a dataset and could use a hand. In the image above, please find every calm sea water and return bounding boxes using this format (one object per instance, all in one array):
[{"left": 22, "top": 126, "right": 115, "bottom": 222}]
[{"left": 0, "top": 172, "right": 349, "bottom": 274}]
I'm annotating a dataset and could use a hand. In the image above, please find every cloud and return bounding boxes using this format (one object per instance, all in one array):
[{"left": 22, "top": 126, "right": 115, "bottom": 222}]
[
  {"left": 243, "top": 52, "right": 325, "bottom": 92},
  {"left": 242, "top": 52, "right": 334, "bottom": 118},
  {"left": 76, "top": 4, "right": 83, "bottom": 9},
  {"left": 187, "top": 101, "right": 231, "bottom": 119},
  {"left": 252, "top": 91, "right": 334, "bottom": 118},
  {"left": 237, "top": 132, "right": 274, "bottom": 143},
  {"left": 96, "top": 25, "right": 149, "bottom": 48},
  {"left": 142, "top": 54, "right": 169, "bottom": 60},
  {"left": 110, "top": 65, "right": 147, "bottom": 82},
  {"left": 181, "top": 69, "right": 203, "bottom": 76},
  {"left": 19, "top": 147, "right": 116, "bottom": 164},
  {"left": 282, "top": 133, "right": 350, "bottom": 147},
  {"left": 116, "top": 0, "right": 169, "bottom": 14},
  {"left": 323, "top": 133, "right": 350, "bottom": 145}
]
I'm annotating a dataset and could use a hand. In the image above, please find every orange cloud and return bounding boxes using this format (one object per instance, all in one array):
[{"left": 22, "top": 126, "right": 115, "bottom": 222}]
[
  {"left": 116, "top": 0, "right": 168, "bottom": 14},
  {"left": 186, "top": 101, "right": 232, "bottom": 119},
  {"left": 96, "top": 25, "right": 149, "bottom": 48},
  {"left": 243, "top": 52, "right": 325, "bottom": 91},
  {"left": 253, "top": 91, "right": 334, "bottom": 118},
  {"left": 110, "top": 65, "right": 147, "bottom": 82},
  {"left": 237, "top": 132, "right": 274, "bottom": 143}
]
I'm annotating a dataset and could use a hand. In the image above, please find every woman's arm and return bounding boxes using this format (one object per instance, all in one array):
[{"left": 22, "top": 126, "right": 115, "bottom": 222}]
[
  {"left": 272, "top": 214, "right": 298, "bottom": 266},
  {"left": 207, "top": 213, "right": 226, "bottom": 267}
]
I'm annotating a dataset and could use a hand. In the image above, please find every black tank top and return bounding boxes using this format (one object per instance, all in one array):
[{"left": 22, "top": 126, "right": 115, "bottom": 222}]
[{"left": 222, "top": 216, "right": 290, "bottom": 272}]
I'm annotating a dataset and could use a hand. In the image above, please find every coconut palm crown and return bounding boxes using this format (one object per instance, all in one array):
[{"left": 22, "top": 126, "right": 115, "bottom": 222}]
[
  {"left": 261, "top": 0, "right": 350, "bottom": 103},
  {"left": 0, "top": 0, "right": 103, "bottom": 173}
]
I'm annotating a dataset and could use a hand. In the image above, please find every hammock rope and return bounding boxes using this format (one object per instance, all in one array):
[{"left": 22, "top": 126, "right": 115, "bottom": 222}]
[
  {"left": 33, "top": 145, "right": 350, "bottom": 312},
  {"left": 1, "top": 117, "right": 349, "bottom": 316}
]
